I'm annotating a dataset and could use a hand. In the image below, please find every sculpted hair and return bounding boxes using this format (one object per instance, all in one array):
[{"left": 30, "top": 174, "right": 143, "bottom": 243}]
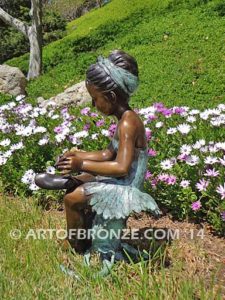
[{"left": 86, "top": 50, "right": 139, "bottom": 102}]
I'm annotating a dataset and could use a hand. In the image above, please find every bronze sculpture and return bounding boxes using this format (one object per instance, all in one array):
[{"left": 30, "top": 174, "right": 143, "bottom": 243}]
[{"left": 35, "top": 50, "right": 161, "bottom": 276}]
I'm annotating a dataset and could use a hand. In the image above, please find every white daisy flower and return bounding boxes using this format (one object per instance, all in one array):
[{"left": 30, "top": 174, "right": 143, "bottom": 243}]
[
  {"left": 167, "top": 128, "right": 177, "bottom": 135},
  {"left": 91, "top": 133, "right": 99, "bottom": 140},
  {"left": 177, "top": 124, "right": 191, "bottom": 134},
  {"left": 204, "top": 156, "right": 218, "bottom": 165},
  {"left": 155, "top": 122, "right": 164, "bottom": 128},
  {"left": 160, "top": 159, "right": 174, "bottom": 170},
  {"left": 29, "top": 183, "right": 40, "bottom": 191},
  {"left": 189, "top": 109, "right": 200, "bottom": 115},
  {"left": 180, "top": 180, "right": 190, "bottom": 188},
  {"left": 101, "top": 129, "right": 110, "bottom": 137},
  {"left": 186, "top": 155, "right": 199, "bottom": 166},
  {"left": 0, "top": 138, "right": 11, "bottom": 147},
  {"left": 180, "top": 144, "right": 192, "bottom": 155},
  {"left": 46, "top": 166, "right": 56, "bottom": 174},
  {"left": 38, "top": 137, "right": 49, "bottom": 146},
  {"left": 15, "top": 94, "right": 26, "bottom": 101},
  {"left": 186, "top": 116, "right": 196, "bottom": 123}
]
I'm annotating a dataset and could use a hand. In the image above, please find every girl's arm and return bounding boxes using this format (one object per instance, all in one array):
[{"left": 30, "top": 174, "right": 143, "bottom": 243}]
[
  {"left": 57, "top": 121, "right": 136, "bottom": 177},
  {"left": 62, "top": 142, "right": 116, "bottom": 162}
]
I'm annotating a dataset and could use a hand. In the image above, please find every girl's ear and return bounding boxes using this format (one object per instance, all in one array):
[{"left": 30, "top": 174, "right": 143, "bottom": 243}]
[{"left": 109, "top": 91, "right": 117, "bottom": 104}]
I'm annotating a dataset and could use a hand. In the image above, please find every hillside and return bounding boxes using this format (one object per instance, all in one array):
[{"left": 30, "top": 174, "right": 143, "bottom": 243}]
[{"left": 5, "top": 0, "right": 225, "bottom": 109}]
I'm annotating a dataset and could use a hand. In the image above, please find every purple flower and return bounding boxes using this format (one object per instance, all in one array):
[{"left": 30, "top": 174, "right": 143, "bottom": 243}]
[
  {"left": 83, "top": 123, "right": 91, "bottom": 131},
  {"left": 96, "top": 119, "right": 105, "bottom": 127},
  {"left": 151, "top": 178, "right": 158, "bottom": 189},
  {"left": 158, "top": 173, "right": 169, "bottom": 182},
  {"left": 180, "top": 180, "right": 190, "bottom": 188},
  {"left": 108, "top": 123, "right": 117, "bottom": 137},
  {"left": 161, "top": 108, "right": 173, "bottom": 117},
  {"left": 148, "top": 149, "right": 157, "bottom": 157},
  {"left": 177, "top": 153, "right": 188, "bottom": 161},
  {"left": 167, "top": 175, "right": 177, "bottom": 185},
  {"left": 221, "top": 211, "right": 225, "bottom": 222},
  {"left": 216, "top": 183, "right": 225, "bottom": 200},
  {"left": 154, "top": 102, "right": 165, "bottom": 111},
  {"left": 54, "top": 126, "right": 63, "bottom": 134},
  {"left": 174, "top": 107, "right": 186, "bottom": 115},
  {"left": 61, "top": 107, "right": 68, "bottom": 114},
  {"left": 147, "top": 114, "right": 157, "bottom": 121},
  {"left": 196, "top": 179, "right": 209, "bottom": 192},
  {"left": 81, "top": 107, "right": 90, "bottom": 115},
  {"left": 90, "top": 112, "right": 98, "bottom": 117},
  {"left": 191, "top": 200, "right": 202, "bottom": 211},
  {"left": 145, "top": 170, "right": 152, "bottom": 180},
  {"left": 204, "top": 168, "right": 219, "bottom": 177},
  {"left": 145, "top": 128, "right": 152, "bottom": 141}
]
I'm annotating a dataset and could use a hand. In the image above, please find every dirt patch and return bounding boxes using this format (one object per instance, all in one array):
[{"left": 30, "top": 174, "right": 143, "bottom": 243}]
[
  {"left": 45, "top": 208, "right": 225, "bottom": 296},
  {"left": 127, "top": 212, "right": 225, "bottom": 296}
]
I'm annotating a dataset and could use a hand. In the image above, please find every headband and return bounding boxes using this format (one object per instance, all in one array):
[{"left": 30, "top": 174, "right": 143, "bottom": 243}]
[{"left": 97, "top": 56, "right": 139, "bottom": 96}]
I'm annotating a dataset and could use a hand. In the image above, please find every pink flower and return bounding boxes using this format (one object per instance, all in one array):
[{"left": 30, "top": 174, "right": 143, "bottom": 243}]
[
  {"left": 148, "top": 149, "right": 157, "bottom": 157},
  {"left": 108, "top": 123, "right": 117, "bottom": 137},
  {"left": 151, "top": 178, "right": 158, "bottom": 189},
  {"left": 154, "top": 102, "right": 165, "bottom": 112},
  {"left": 81, "top": 107, "right": 90, "bottom": 115},
  {"left": 174, "top": 107, "right": 186, "bottom": 115},
  {"left": 204, "top": 168, "right": 219, "bottom": 177},
  {"left": 196, "top": 179, "right": 209, "bottom": 192},
  {"left": 191, "top": 200, "right": 202, "bottom": 211},
  {"left": 61, "top": 107, "right": 68, "bottom": 114},
  {"left": 221, "top": 211, "right": 225, "bottom": 222},
  {"left": 161, "top": 108, "right": 173, "bottom": 117},
  {"left": 90, "top": 112, "right": 98, "bottom": 117},
  {"left": 83, "top": 123, "right": 91, "bottom": 131},
  {"left": 96, "top": 119, "right": 105, "bottom": 127},
  {"left": 145, "top": 170, "right": 152, "bottom": 180},
  {"left": 145, "top": 128, "right": 152, "bottom": 141},
  {"left": 147, "top": 114, "right": 157, "bottom": 121},
  {"left": 216, "top": 183, "right": 225, "bottom": 200},
  {"left": 158, "top": 173, "right": 169, "bottom": 182},
  {"left": 54, "top": 126, "right": 63, "bottom": 134},
  {"left": 167, "top": 175, "right": 177, "bottom": 185},
  {"left": 177, "top": 153, "right": 188, "bottom": 161}
]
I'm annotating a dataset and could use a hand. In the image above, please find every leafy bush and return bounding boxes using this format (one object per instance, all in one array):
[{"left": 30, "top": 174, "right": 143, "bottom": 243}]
[
  {"left": 0, "top": 96, "right": 224, "bottom": 234},
  {"left": 6, "top": 0, "right": 225, "bottom": 107},
  {"left": 0, "top": 4, "right": 66, "bottom": 63},
  {"left": 42, "top": 10, "right": 67, "bottom": 45}
]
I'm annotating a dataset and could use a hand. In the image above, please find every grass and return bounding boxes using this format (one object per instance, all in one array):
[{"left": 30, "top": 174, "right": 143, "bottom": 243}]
[
  {"left": 0, "top": 195, "right": 223, "bottom": 299},
  {"left": 3, "top": 0, "right": 225, "bottom": 109}
]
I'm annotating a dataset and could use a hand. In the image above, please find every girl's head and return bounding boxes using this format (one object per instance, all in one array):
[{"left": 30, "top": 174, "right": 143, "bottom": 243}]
[{"left": 86, "top": 50, "right": 139, "bottom": 115}]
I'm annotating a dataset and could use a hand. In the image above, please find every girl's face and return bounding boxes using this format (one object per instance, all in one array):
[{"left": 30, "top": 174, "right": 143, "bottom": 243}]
[{"left": 86, "top": 83, "right": 115, "bottom": 116}]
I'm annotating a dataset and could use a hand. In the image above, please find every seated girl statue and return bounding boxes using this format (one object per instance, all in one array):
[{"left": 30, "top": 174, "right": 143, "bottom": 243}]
[{"left": 35, "top": 50, "right": 162, "bottom": 271}]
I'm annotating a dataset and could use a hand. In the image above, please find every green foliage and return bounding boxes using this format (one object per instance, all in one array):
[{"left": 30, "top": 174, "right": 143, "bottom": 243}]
[
  {"left": 0, "top": 3, "right": 67, "bottom": 63},
  {"left": 42, "top": 10, "right": 67, "bottom": 45},
  {"left": 6, "top": 0, "right": 225, "bottom": 108},
  {"left": 1, "top": 0, "right": 225, "bottom": 233}
]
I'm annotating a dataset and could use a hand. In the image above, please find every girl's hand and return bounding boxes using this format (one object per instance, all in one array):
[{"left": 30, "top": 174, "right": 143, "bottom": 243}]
[
  {"left": 60, "top": 147, "right": 85, "bottom": 159},
  {"left": 55, "top": 156, "right": 83, "bottom": 174}
]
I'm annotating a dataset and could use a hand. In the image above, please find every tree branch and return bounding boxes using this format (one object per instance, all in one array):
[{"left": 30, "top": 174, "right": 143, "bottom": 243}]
[{"left": 0, "top": 7, "right": 29, "bottom": 37}]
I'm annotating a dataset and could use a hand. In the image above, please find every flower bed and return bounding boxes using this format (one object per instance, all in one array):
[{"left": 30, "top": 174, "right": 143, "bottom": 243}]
[{"left": 0, "top": 95, "right": 224, "bottom": 233}]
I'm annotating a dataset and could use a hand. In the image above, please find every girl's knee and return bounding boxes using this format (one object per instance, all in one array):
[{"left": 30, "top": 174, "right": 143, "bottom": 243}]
[{"left": 63, "top": 185, "right": 87, "bottom": 209}]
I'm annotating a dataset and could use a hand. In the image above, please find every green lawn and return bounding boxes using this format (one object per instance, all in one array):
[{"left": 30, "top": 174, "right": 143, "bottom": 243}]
[
  {"left": 4, "top": 0, "right": 225, "bottom": 109},
  {"left": 0, "top": 195, "right": 223, "bottom": 299}
]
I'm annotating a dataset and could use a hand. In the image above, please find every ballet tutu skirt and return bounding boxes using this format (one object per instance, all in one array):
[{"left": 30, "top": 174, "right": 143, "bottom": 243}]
[{"left": 83, "top": 138, "right": 161, "bottom": 220}]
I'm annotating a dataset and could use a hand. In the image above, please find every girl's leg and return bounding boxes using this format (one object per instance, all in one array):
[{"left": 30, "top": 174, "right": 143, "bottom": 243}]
[{"left": 63, "top": 184, "right": 93, "bottom": 253}]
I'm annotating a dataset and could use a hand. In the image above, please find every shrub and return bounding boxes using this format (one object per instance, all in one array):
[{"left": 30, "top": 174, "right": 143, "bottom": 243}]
[{"left": 0, "top": 96, "right": 224, "bottom": 234}]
